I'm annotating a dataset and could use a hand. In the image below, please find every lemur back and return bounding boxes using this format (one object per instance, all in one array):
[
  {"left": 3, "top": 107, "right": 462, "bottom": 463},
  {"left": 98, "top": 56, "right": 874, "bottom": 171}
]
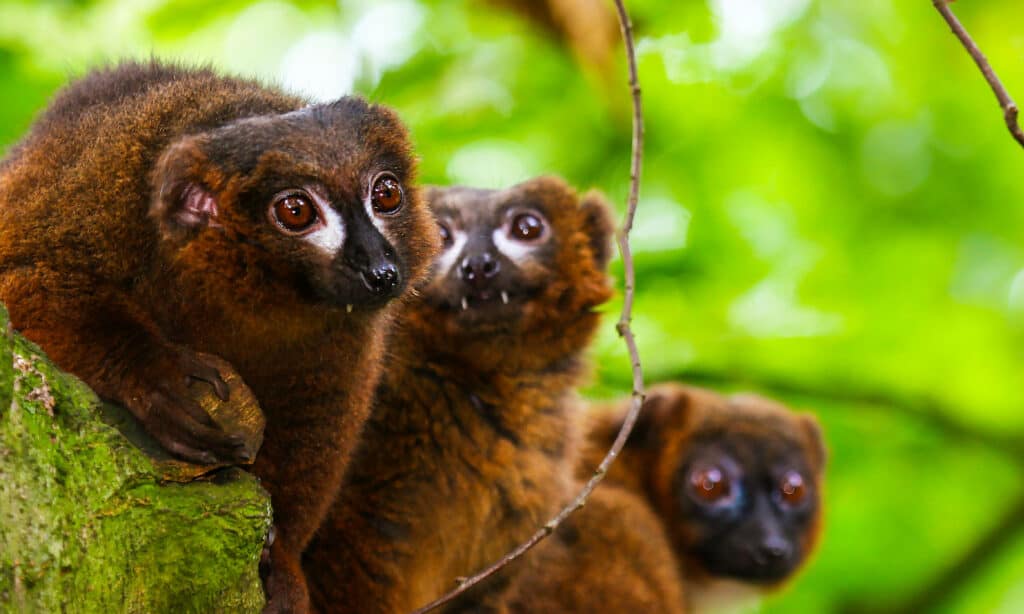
[{"left": 497, "top": 483, "right": 687, "bottom": 614}]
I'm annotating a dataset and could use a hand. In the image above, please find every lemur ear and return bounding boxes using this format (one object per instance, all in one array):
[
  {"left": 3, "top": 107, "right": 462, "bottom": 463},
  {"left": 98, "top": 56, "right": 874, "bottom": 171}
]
[
  {"left": 579, "top": 190, "right": 616, "bottom": 269},
  {"left": 150, "top": 136, "right": 220, "bottom": 239},
  {"left": 624, "top": 385, "right": 693, "bottom": 450},
  {"left": 421, "top": 186, "right": 443, "bottom": 210},
  {"left": 799, "top": 413, "right": 828, "bottom": 470}
]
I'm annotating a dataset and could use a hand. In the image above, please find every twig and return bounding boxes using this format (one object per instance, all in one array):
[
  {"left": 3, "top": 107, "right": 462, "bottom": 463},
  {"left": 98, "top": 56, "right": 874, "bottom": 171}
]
[
  {"left": 933, "top": 0, "right": 1024, "bottom": 149},
  {"left": 408, "top": 1, "right": 645, "bottom": 612},
  {"left": 674, "top": 367, "right": 1024, "bottom": 463}
]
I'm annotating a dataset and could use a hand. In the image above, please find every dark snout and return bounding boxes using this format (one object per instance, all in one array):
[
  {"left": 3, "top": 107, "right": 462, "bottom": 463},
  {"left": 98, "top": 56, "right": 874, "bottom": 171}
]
[
  {"left": 750, "top": 533, "right": 795, "bottom": 578},
  {"left": 361, "top": 262, "right": 399, "bottom": 295},
  {"left": 697, "top": 522, "right": 799, "bottom": 584},
  {"left": 756, "top": 535, "right": 792, "bottom": 563},
  {"left": 459, "top": 251, "right": 500, "bottom": 290},
  {"left": 342, "top": 210, "right": 403, "bottom": 300},
  {"left": 439, "top": 232, "right": 527, "bottom": 318}
]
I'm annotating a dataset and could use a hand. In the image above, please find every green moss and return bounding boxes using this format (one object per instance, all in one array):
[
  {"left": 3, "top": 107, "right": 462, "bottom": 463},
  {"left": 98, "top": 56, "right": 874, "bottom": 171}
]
[{"left": 0, "top": 306, "right": 270, "bottom": 613}]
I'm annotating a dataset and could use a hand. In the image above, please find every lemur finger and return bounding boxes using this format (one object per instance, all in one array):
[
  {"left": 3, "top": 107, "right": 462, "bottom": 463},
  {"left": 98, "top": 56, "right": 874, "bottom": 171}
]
[
  {"left": 153, "top": 430, "right": 218, "bottom": 465},
  {"left": 150, "top": 390, "right": 251, "bottom": 463},
  {"left": 184, "top": 359, "right": 231, "bottom": 402}
]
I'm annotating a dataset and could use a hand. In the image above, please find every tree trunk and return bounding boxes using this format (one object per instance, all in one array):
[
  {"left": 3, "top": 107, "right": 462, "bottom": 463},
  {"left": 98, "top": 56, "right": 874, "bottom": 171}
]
[{"left": 0, "top": 305, "right": 270, "bottom": 613}]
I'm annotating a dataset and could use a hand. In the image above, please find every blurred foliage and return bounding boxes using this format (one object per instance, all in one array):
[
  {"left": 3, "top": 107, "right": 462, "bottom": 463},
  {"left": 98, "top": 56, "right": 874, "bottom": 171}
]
[{"left": 1, "top": 0, "right": 1023, "bottom": 611}]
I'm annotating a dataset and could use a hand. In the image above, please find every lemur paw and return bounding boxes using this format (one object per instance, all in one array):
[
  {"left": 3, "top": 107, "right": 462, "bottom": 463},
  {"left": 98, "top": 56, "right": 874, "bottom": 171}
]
[{"left": 125, "top": 345, "right": 251, "bottom": 464}]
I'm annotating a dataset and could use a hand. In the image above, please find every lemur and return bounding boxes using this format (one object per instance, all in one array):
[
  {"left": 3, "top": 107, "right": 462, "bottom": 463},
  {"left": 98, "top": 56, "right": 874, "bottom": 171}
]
[
  {"left": 0, "top": 60, "right": 438, "bottom": 612},
  {"left": 304, "top": 177, "right": 614, "bottom": 613},
  {"left": 584, "top": 383, "right": 827, "bottom": 612}
]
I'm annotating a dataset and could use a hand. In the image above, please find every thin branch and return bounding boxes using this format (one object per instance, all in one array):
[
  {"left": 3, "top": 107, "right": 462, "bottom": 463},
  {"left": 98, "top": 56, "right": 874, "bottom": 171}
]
[
  {"left": 408, "top": 1, "right": 645, "bottom": 612},
  {"left": 674, "top": 367, "right": 1024, "bottom": 463},
  {"left": 933, "top": 0, "right": 1024, "bottom": 149}
]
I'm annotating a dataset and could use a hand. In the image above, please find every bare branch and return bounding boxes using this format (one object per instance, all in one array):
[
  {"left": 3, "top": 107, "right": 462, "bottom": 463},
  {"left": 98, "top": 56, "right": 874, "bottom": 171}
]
[
  {"left": 933, "top": 0, "right": 1024, "bottom": 149},
  {"left": 409, "top": 1, "right": 645, "bottom": 611}
]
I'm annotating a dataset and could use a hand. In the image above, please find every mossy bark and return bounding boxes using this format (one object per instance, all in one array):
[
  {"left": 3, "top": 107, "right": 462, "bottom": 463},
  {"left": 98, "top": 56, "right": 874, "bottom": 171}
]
[{"left": 0, "top": 305, "right": 271, "bottom": 613}]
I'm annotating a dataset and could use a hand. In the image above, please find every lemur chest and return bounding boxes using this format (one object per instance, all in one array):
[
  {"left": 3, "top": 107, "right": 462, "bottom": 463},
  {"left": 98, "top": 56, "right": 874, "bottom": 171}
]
[
  {"left": 404, "top": 423, "right": 570, "bottom": 607},
  {"left": 398, "top": 386, "right": 573, "bottom": 533}
]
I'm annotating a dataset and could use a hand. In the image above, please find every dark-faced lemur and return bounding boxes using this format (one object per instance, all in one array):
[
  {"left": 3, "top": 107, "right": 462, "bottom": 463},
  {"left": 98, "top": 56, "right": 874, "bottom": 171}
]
[{"left": 0, "top": 60, "right": 438, "bottom": 612}]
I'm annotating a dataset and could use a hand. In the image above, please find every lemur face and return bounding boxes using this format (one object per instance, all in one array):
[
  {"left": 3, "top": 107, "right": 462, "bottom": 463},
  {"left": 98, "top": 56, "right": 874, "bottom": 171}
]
[
  {"left": 151, "top": 99, "right": 437, "bottom": 311},
  {"left": 421, "top": 177, "right": 613, "bottom": 334},
  {"left": 630, "top": 386, "right": 826, "bottom": 587},
  {"left": 674, "top": 419, "right": 821, "bottom": 583},
  {"left": 425, "top": 186, "right": 554, "bottom": 324}
]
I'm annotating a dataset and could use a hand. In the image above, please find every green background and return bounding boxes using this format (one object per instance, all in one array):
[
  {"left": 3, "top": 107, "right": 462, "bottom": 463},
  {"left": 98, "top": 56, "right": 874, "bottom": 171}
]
[{"left": 1, "top": 0, "right": 1022, "bottom": 611}]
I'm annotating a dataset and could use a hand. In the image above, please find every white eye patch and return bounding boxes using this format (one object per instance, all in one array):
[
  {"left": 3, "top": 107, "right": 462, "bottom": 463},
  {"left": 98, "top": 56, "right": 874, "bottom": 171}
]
[
  {"left": 363, "top": 193, "right": 389, "bottom": 238},
  {"left": 300, "top": 188, "right": 345, "bottom": 256},
  {"left": 492, "top": 227, "right": 537, "bottom": 264},
  {"left": 436, "top": 227, "right": 468, "bottom": 275}
]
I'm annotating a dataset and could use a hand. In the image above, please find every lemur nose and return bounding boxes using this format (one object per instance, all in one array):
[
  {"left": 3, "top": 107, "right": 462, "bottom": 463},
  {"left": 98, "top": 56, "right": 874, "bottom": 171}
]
[
  {"left": 757, "top": 537, "right": 792, "bottom": 563},
  {"left": 361, "top": 263, "right": 400, "bottom": 295},
  {"left": 459, "top": 252, "right": 500, "bottom": 288}
]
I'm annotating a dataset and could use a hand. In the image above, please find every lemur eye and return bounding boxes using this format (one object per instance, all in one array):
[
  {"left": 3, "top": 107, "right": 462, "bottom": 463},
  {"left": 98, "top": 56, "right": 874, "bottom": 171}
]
[
  {"left": 509, "top": 213, "right": 544, "bottom": 241},
  {"left": 779, "top": 471, "right": 807, "bottom": 505},
  {"left": 271, "top": 193, "right": 318, "bottom": 233},
  {"left": 439, "top": 222, "right": 454, "bottom": 249},
  {"left": 690, "top": 467, "right": 730, "bottom": 502},
  {"left": 371, "top": 173, "right": 403, "bottom": 214}
]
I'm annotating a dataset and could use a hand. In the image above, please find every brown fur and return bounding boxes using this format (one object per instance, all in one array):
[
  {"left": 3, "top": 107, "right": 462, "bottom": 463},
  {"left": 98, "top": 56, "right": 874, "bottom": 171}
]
[
  {"left": 0, "top": 61, "right": 437, "bottom": 612},
  {"left": 498, "top": 483, "right": 687, "bottom": 613},
  {"left": 583, "top": 383, "right": 827, "bottom": 611},
  {"left": 304, "top": 177, "right": 614, "bottom": 613}
]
